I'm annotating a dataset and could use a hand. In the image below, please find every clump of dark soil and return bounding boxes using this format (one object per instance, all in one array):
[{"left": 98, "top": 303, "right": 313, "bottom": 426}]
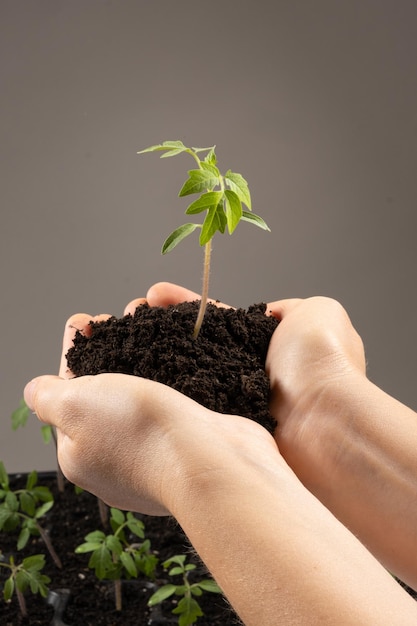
[{"left": 66, "top": 300, "right": 279, "bottom": 434}]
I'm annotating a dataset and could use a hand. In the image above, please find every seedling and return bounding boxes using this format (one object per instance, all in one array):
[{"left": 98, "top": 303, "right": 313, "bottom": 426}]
[
  {"left": 138, "top": 140, "right": 270, "bottom": 338},
  {"left": 75, "top": 507, "right": 158, "bottom": 611},
  {"left": 0, "top": 552, "right": 50, "bottom": 618},
  {"left": 148, "top": 554, "right": 222, "bottom": 626},
  {"left": 0, "top": 461, "right": 62, "bottom": 568}
]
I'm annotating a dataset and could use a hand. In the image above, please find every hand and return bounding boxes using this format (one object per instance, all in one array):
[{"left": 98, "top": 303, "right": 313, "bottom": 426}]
[
  {"left": 25, "top": 292, "right": 280, "bottom": 517},
  {"left": 265, "top": 297, "right": 366, "bottom": 460}
]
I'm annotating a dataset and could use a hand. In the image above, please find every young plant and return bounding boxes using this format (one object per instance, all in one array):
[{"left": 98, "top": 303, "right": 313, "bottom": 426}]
[
  {"left": 138, "top": 140, "right": 270, "bottom": 338},
  {"left": 148, "top": 554, "right": 222, "bottom": 626},
  {"left": 0, "top": 552, "right": 50, "bottom": 618},
  {"left": 75, "top": 507, "right": 158, "bottom": 611},
  {"left": 0, "top": 461, "right": 62, "bottom": 568}
]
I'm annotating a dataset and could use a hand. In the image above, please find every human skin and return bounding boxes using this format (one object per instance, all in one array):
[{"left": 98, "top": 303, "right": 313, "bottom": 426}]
[
  {"left": 23, "top": 284, "right": 417, "bottom": 624},
  {"left": 143, "top": 283, "right": 417, "bottom": 590}
]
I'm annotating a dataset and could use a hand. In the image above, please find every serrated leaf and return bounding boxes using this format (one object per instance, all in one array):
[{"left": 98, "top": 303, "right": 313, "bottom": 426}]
[
  {"left": 199, "top": 205, "right": 226, "bottom": 245},
  {"left": 224, "top": 170, "right": 251, "bottom": 210},
  {"left": 126, "top": 514, "right": 145, "bottom": 538},
  {"left": 224, "top": 189, "right": 242, "bottom": 233},
  {"left": 110, "top": 507, "right": 125, "bottom": 526},
  {"left": 23, "top": 554, "right": 46, "bottom": 571},
  {"left": 241, "top": 210, "right": 270, "bottom": 231},
  {"left": 179, "top": 169, "right": 220, "bottom": 197},
  {"left": 89, "top": 544, "right": 113, "bottom": 579},
  {"left": 11, "top": 399, "right": 30, "bottom": 430},
  {"left": 185, "top": 191, "right": 224, "bottom": 215},
  {"left": 203, "top": 146, "right": 217, "bottom": 165},
  {"left": 105, "top": 534, "right": 123, "bottom": 555},
  {"left": 173, "top": 596, "right": 203, "bottom": 624},
  {"left": 120, "top": 551, "right": 138, "bottom": 577},
  {"left": 148, "top": 583, "right": 177, "bottom": 606},
  {"left": 162, "top": 223, "right": 199, "bottom": 254},
  {"left": 199, "top": 161, "right": 220, "bottom": 176}
]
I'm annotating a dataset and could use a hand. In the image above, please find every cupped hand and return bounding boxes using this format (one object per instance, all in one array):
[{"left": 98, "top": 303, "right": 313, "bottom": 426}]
[
  {"left": 265, "top": 297, "right": 366, "bottom": 478},
  {"left": 24, "top": 372, "right": 280, "bottom": 517}
]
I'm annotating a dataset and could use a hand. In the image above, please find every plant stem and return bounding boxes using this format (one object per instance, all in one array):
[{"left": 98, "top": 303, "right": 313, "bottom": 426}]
[
  {"left": 16, "top": 586, "right": 27, "bottom": 617},
  {"left": 37, "top": 524, "right": 62, "bottom": 569},
  {"left": 193, "top": 239, "right": 212, "bottom": 339}
]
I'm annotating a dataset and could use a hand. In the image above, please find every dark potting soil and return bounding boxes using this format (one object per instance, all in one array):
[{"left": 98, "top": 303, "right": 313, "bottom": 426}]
[
  {"left": 66, "top": 300, "right": 279, "bottom": 434},
  {"left": 0, "top": 474, "right": 240, "bottom": 625}
]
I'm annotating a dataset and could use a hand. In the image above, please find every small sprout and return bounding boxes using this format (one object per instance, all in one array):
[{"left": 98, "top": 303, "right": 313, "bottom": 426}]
[
  {"left": 148, "top": 553, "right": 222, "bottom": 626},
  {"left": 138, "top": 140, "right": 270, "bottom": 337},
  {"left": 75, "top": 507, "right": 158, "bottom": 611},
  {"left": 0, "top": 461, "right": 61, "bottom": 568},
  {"left": 0, "top": 552, "right": 50, "bottom": 617}
]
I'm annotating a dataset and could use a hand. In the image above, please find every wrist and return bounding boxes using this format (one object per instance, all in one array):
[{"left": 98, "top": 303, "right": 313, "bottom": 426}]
[{"left": 274, "top": 369, "right": 371, "bottom": 496}]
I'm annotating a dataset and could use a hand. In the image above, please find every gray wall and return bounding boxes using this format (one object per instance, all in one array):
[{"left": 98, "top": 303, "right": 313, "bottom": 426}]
[{"left": 1, "top": 1, "right": 416, "bottom": 473}]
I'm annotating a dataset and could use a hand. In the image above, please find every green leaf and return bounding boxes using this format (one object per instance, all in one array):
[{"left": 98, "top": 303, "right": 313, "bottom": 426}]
[
  {"left": 105, "top": 534, "right": 123, "bottom": 555},
  {"left": 199, "top": 161, "right": 220, "bottom": 176},
  {"left": 179, "top": 169, "right": 220, "bottom": 197},
  {"left": 26, "top": 470, "right": 38, "bottom": 491},
  {"left": 5, "top": 491, "right": 18, "bottom": 511},
  {"left": 11, "top": 399, "right": 30, "bottom": 430},
  {"left": 241, "top": 210, "right": 270, "bottom": 231},
  {"left": 0, "top": 461, "right": 9, "bottom": 489},
  {"left": 75, "top": 541, "right": 104, "bottom": 554},
  {"left": 162, "top": 223, "right": 199, "bottom": 254},
  {"left": 17, "top": 527, "right": 31, "bottom": 550},
  {"left": 120, "top": 551, "right": 138, "bottom": 577},
  {"left": 203, "top": 147, "right": 217, "bottom": 165},
  {"left": 173, "top": 596, "right": 203, "bottom": 624},
  {"left": 137, "top": 140, "right": 187, "bottom": 156},
  {"left": 126, "top": 514, "right": 145, "bottom": 538},
  {"left": 185, "top": 191, "right": 224, "bottom": 215},
  {"left": 41, "top": 425, "right": 53, "bottom": 444},
  {"left": 35, "top": 501, "right": 53, "bottom": 519},
  {"left": 196, "top": 579, "right": 222, "bottom": 593},
  {"left": 199, "top": 205, "right": 226, "bottom": 246},
  {"left": 20, "top": 491, "right": 35, "bottom": 516},
  {"left": 224, "top": 189, "right": 242, "bottom": 234},
  {"left": 23, "top": 554, "right": 46, "bottom": 572},
  {"left": 89, "top": 544, "right": 114, "bottom": 579},
  {"left": 224, "top": 170, "right": 251, "bottom": 209},
  {"left": 148, "top": 583, "right": 177, "bottom": 606},
  {"left": 3, "top": 576, "right": 14, "bottom": 601},
  {"left": 110, "top": 507, "right": 125, "bottom": 526},
  {"left": 168, "top": 565, "right": 184, "bottom": 577}
]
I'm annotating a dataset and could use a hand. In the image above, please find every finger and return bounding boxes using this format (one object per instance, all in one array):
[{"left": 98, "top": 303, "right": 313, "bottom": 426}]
[
  {"left": 146, "top": 281, "right": 232, "bottom": 309},
  {"left": 24, "top": 375, "right": 63, "bottom": 424},
  {"left": 266, "top": 298, "right": 303, "bottom": 321},
  {"left": 146, "top": 282, "right": 201, "bottom": 306},
  {"left": 59, "top": 313, "right": 111, "bottom": 378},
  {"left": 123, "top": 297, "right": 147, "bottom": 316}
]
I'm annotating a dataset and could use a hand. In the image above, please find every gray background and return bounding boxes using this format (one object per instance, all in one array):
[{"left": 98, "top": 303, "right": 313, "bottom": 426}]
[{"left": 1, "top": 1, "right": 416, "bottom": 472}]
